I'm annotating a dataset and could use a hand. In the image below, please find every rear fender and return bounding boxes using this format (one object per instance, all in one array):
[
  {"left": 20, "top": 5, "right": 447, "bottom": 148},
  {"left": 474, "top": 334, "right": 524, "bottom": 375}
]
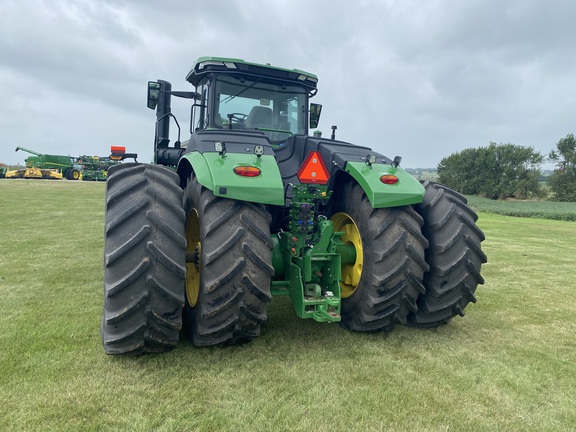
[
  {"left": 343, "top": 161, "right": 424, "bottom": 208},
  {"left": 180, "top": 151, "right": 285, "bottom": 206}
]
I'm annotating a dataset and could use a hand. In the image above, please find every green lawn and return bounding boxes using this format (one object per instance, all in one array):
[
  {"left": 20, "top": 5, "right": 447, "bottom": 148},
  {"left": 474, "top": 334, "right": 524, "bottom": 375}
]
[
  {"left": 466, "top": 194, "right": 576, "bottom": 221},
  {"left": 1, "top": 180, "right": 575, "bottom": 431}
]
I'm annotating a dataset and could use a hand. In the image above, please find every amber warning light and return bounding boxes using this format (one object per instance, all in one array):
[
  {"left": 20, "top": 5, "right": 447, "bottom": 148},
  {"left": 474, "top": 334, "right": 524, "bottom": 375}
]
[
  {"left": 380, "top": 174, "right": 399, "bottom": 185},
  {"left": 233, "top": 166, "right": 261, "bottom": 177},
  {"left": 297, "top": 151, "right": 330, "bottom": 184},
  {"left": 110, "top": 146, "right": 126, "bottom": 161}
]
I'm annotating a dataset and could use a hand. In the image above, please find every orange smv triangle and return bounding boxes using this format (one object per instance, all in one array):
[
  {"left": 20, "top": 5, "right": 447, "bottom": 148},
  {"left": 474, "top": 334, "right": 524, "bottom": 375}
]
[{"left": 297, "top": 151, "right": 330, "bottom": 185}]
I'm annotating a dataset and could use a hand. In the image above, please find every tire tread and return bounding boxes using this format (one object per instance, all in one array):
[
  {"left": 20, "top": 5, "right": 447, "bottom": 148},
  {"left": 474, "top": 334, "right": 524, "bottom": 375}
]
[
  {"left": 101, "top": 163, "right": 185, "bottom": 355},
  {"left": 407, "top": 181, "right": 487, "bottom": 327}
]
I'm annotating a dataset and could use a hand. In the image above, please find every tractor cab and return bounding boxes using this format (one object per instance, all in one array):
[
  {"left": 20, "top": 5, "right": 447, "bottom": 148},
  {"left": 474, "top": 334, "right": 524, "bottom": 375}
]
[
  {"left": 147, "top": 57, "right": 322, "bottom": 166},
  {"left": 185, "top": 57, "right": 321, "bottom": 145}
]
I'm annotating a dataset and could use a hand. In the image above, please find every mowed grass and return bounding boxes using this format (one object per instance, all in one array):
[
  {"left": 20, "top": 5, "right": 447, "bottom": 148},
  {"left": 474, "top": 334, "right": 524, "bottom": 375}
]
[{"left": 1, "top": 179, "right": 575, "bottom": 432}]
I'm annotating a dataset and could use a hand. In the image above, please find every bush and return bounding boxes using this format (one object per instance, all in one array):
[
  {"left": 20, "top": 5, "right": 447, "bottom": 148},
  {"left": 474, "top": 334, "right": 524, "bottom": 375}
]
[
  {"left": 548, "top": 134, "right": 576, "bottom": 202},
  {"left": 438, "top": 143, "right": 543, "bottom": 199}
]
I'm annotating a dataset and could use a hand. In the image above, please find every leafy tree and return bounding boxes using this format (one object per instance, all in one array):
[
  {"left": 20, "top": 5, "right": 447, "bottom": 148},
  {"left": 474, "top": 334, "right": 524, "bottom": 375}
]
[
  {"left": 438, "top": 143, "right": 544, "bottom": 199},
  {"left": 548, "top": 133, "right": 576, "bottom": 202}
]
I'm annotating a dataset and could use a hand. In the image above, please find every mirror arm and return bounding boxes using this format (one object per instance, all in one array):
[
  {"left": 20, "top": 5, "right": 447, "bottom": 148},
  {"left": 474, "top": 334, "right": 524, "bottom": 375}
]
[
  {"left": 169, "top": 91, "right": 199, "bottom": 100},
  {"left": 156, "top": 112, "right": 182, "bottom": 147}
]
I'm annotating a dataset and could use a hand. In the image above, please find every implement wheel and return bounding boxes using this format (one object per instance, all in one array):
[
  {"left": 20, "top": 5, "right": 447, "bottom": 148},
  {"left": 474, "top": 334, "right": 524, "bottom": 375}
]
[
  {"left": 70, "top": 169, "right": 81, "bottom": 180},
  {"left": 331, "top": 181, "right": 429, "bottom": 331},
  {"left": 408, "top": 181, "right": 487, "bottom": 327},
  {"left": 182, "top": 174, "right": 273, "bottom": 346},
  {"left": 101, "top": 163, "right": 186, "bottom": 354}
]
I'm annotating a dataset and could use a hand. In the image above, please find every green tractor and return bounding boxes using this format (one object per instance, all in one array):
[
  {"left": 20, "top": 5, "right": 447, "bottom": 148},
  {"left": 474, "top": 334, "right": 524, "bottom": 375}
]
[{"left": 101, "top": 57, "right": 487, "bottom": 354}]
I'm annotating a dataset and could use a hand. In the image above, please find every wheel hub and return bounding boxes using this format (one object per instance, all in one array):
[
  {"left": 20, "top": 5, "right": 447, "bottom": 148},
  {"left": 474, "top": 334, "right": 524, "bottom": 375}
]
[
  {"left": 185, "top": 209, "right": 201, "bottom": 307},
  {"left": 331, "top": 212, "right": 363, "bottom": 298},
  {"left": 186, "top": 244, "right": 201, "bottom": 269}
]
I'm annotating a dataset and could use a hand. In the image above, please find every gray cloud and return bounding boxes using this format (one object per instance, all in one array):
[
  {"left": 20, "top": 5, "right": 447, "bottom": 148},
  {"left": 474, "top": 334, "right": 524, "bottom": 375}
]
[{"left": 1, "top": 0, "right": 574, "bottom": 169}]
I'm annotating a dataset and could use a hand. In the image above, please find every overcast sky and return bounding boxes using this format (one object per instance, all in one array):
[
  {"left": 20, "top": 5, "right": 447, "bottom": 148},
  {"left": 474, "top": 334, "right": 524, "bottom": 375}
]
[{"left": 1, "top": 0, "right": 575, "bottom": 169}]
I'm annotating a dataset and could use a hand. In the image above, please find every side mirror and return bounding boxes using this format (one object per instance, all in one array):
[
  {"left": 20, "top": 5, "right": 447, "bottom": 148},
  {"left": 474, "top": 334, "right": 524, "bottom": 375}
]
[
  {"left": 147, "top": 81, "right": 161, "bottom": 110},
  {"left": 309, "top": 103, "right": 322, "bottom": 129}
]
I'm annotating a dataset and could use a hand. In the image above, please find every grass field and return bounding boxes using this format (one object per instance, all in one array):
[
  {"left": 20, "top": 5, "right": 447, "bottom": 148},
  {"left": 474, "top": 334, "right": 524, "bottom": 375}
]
[
  {"left": 1, "top": 179, "right": 575, "bottom": 431},
  {"left": 466, "top": 195, "right": 576, "bottom": 221}
]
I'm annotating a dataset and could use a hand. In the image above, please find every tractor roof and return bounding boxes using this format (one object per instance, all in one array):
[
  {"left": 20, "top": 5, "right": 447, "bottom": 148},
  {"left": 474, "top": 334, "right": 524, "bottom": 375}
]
[{"left": 185, "top": 56, "right": 318, "bottom": 90}]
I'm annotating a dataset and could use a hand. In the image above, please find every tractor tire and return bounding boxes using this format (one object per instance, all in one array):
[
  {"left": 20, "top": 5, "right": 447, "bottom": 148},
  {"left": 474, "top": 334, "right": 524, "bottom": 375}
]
[
  {"left": 408, "top": 181, "right": 487, "bottom": 327},
  {"left": 64, "top": 168, "right": 71, "bottom": 180},
  {"left": 101, "top": 163, "right": 186, "bottom": 355},
  {"left": 182, "top": 174, "right": 273, "bottom": 347},
  {"left": 331, "top": 181, "right": 429, "bottom": 332},
  {"left": 70, "top": 169, "right": 81, "bottom": 180}
]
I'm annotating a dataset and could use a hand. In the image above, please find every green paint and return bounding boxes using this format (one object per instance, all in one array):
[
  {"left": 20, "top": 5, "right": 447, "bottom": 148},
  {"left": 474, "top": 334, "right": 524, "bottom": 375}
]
[
  {"left": 270, "top": 185, "right": 342, "bottom": 323},
  {"left": 344, "top": 161, "right": 425, "bottom": 207},
  {"left": 15, "top": 146, "right": 74, "bottom": 172},
  {"left": 271, "top": 236, "right": 285, "bottom": 280},
  {"left": 335, "top": 243, "right": 356, "bottom": 266},
  {"left": 183, "top": 151, "right": 285, "bottom": 205}
]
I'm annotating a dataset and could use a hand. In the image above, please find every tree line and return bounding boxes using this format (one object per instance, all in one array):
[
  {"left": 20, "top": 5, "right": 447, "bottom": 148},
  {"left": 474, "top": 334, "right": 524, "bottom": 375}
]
[{"left": 437, "top": 134, "right": 576, "bottom": 201}]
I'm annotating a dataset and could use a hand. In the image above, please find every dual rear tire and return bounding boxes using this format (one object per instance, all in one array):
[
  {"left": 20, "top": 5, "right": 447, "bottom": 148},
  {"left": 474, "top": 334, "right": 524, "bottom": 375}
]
[
  {"left": 101, "top": 167, "right": 273, "bottom": 353},
  {"left": 333, "top": 180, "right": 486, "bottom": 330}
]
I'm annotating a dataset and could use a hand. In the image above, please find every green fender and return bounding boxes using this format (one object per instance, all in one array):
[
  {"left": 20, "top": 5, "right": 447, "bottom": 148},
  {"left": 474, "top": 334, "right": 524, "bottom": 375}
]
[
  {"left": 344, "top": 161, "right": 425, "bottom": 208},
  {"left": 182, "top": 151, "right": 285, "bottom": 205}
]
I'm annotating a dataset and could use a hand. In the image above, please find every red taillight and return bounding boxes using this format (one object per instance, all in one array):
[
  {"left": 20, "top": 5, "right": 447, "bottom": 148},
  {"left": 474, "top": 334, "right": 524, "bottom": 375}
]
[
  {"left": 297, "top": 151, "right": 330, "bottom": 185},
  {"left": 233, "top": 166, "right": 261, "bottom": 177},
  {"left": 380, "top": 174, "right": 398, "bottom": 185}
]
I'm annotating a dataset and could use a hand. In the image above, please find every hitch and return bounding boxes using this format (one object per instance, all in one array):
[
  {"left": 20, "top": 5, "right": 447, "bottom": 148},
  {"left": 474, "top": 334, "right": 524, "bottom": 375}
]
[{"left": 271, "top": 185, "right": 343, "bottom": 323}]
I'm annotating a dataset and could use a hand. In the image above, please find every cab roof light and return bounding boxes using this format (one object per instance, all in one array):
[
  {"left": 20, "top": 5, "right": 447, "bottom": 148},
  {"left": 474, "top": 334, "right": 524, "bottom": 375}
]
[
  {"left": 297, "top": 74, "right": 318, "bottom": 83},
  {"left": 198, "top": 60, "right": 238, "bottom": 70},
  {"left": 198, "top": 61, "right": 223, "bottom": 69}
]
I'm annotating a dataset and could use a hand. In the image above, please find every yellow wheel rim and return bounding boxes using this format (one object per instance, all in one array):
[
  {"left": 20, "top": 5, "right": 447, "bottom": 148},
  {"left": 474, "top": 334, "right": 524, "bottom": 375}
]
[
  {"left": 331, "top": 212, "right": 363, "bottom": 298},
  {"left": 185, "top": 209, "right": 201, "bottom": 307}
]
